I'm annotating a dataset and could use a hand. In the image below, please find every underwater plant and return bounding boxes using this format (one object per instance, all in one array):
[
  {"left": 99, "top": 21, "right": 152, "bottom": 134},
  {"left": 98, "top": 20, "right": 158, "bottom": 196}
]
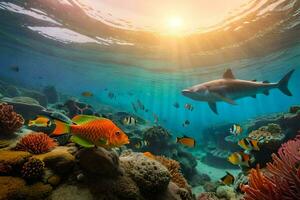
[
  {"left": 0, "top": 103, "right": 24, "bottom": 135},
  {"left": 21, "top": 158, "right": 45, "bottom": 181},
  {"left": 242, "top": 135, "right": 300, "bottom": 200},
  {"left": 15, "top": 132, "right": 57, "bottom": 154}
]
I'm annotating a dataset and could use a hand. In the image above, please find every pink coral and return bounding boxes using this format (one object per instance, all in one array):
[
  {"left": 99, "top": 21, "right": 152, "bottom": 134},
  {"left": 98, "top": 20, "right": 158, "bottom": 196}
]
[
  {"left": 242, "top": 135, "right": 300, "bottom": 200},
  {"left": 15, "top": 132, "right": 57, "bottom": 154},
  {"left": 0, "top": 103, "right": 24, "bottom": 134}
]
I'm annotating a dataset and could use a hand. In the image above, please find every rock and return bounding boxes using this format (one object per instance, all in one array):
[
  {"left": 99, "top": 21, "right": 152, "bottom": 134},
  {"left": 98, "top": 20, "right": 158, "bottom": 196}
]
[
  {"left": 120, "top": 152, "right": 171, "bottom": 193},
  {"left": 47, "top": 175, "right": 61, "bottom": 186},
  {"left": 0, "top": 150, "right": 31, "bottom": 165},
  {"left": 43, "top": 86, "right": 58, "bottom": 104},
  {"left": 289, "top": 105, "right": 300, "bottom": 114},
  {"left": 21, "top": 89, "right": 47, "bottom": 107},
  {"left": 49, "top": 184, "right": 93, "bottom": 200},
  {"left": 76, "top": 147, "right": 123, "bottom": 178},
  {"left": 4, "top": 85, "right": 20, "bottom": 97},
  {"left": 190, "top": 173, "right": 211, "bottom": 186},
  {"left": 197, "top": 192, "right": 219, "bottom": 200},
  {"left": 33, "top": 146, "right": 75, "bottom": 176},
  {"left": 0, "top": 176, "right": 52, "bottom": 200},
  {"left": 1, "top": 96, "right": 46, "bottom": 120},
  {"left": 216, "top": 185, "right": 236, "bottom": 200},
  {"left": 62, "top": 99, "right": 99, "bottom": 118}
]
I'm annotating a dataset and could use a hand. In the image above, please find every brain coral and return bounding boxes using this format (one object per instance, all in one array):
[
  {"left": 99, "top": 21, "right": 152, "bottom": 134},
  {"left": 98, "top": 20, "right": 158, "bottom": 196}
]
[
  {"left": 15, "top": 132, "right": 57, "bottom": 154},
  {"left": 0, "top": 103, "right": 24, "bottom": 135},
  {"left": 120, "top": 152, "right": 171, "bottom": 193}
]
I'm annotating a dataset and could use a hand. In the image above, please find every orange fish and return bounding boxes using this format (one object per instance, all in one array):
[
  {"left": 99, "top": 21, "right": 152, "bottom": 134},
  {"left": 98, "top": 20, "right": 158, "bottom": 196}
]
[
  {"left": 52, "top": 115, "right": 129, "bottom": 148},
  {"left": 143, "top": 152, "right": 155, "bottom": 159}
]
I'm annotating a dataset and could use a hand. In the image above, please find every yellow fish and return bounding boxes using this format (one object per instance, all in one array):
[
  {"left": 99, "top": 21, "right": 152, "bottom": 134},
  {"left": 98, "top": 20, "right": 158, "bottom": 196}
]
[
  {"left": 228, "top": 151, "right": 254, "bottom": 167},
  {"left": 143, "top": 152, "right": 155, "bottom": 159},
  {"left": 81, "top": 91, "right": 93, "bottom": 97},
  {"left": 220, "top": 171, "right": 235, "bottom": 185},
  {"left": 176, "top": 135, "right": 196, "bottom": 148},
  {"left": 230, "top": 124, "right": 243, "bottom": 136},
  {"left": 122, "top": 116, "right": 137, "bottom": 126},
  {"left": 28, "top": 116, "right": 52, "bottom": 127},
  {"left": 238, "top": 138, "right": 260, "bottom": 151}
]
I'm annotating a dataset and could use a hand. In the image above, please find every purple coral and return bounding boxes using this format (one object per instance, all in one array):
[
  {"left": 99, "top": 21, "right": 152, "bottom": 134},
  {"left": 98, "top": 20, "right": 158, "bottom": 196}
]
[
  {"left": 242, "top": 134, "right": 300, "bottom": 200},
  {"left": 0, "top": 103, "right": 24, "bottom": 134}
]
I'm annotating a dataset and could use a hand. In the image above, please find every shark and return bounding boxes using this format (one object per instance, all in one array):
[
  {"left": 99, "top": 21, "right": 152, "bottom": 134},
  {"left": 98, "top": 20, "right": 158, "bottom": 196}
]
[{"left": 182, "top": 69, "right": 295, "bottom": 114}]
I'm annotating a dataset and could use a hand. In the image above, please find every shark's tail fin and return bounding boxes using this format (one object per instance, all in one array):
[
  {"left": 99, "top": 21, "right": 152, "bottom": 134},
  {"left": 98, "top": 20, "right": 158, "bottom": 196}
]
[{"left": 278, "top": 69, "right": 295, "bottom": 96}]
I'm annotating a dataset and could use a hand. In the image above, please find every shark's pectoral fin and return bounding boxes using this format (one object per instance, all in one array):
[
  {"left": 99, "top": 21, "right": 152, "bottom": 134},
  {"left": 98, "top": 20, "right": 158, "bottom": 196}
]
[
  {"left": 251, "top": 95, "right": 256, "bottom": 98},
  {"left": 263, "top": 90, "right": 269, "bottom": 96},
  {"left": 208, "top": 102, "right": 218, "bottom": 114},
  {"left": 212, "top": 92, "right": 237, "bottom": 105}
]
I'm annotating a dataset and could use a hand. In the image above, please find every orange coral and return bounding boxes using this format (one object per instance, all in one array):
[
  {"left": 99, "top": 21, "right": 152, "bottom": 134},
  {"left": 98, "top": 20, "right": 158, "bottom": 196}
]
[
  {"left": 15, "top": 132, "right": 57, "bottom": 154},
  {"left": 154, "top": 155, "right": 189, "bottom": 189},
  {"left": 0, "top": 103, "right": 24, "bottom": 135},
  {"left": 242, "top": 135, "right": 300, "bottom": 200}
]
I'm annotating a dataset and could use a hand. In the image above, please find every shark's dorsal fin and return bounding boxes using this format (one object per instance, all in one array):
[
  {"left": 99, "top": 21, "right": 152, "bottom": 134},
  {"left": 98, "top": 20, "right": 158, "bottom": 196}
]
[{"left": 223, "top": 69, "right": 235, "bottom": 79}]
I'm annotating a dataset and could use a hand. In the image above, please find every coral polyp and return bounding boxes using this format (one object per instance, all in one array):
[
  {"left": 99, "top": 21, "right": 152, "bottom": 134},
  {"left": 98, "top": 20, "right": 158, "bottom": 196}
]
[
  {"left": 15, "top": 132, "right": 57, "bottom": 154},
  {"left": 21, "top": 158, "right": 45, "bottom": 181},
  {"left": 0, "top": 103, "right": 24, "bottom": 135}
]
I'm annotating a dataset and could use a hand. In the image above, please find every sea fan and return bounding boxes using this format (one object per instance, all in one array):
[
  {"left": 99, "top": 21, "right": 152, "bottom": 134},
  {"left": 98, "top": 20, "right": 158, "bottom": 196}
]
[
  {"left": 15, "top": 132, "right": 57, "bottom": 154},
  {"left": 243, "top": 135, "right": 300, "bottom": 200},
  {"left": 0, "top": 103, "right": 24, "bottom": 135}
]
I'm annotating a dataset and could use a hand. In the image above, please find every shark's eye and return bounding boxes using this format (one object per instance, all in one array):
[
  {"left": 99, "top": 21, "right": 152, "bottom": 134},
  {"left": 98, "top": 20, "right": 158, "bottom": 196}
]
[{"left": 115, "top": 131, "right": 121, "bottom": 136}]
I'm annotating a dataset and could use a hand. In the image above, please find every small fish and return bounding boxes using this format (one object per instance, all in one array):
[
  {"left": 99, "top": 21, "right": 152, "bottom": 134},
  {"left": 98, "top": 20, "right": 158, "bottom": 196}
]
[
  {"left": 182, "top": 120, "right": 190, "bottom": 127},
  {"left": 184, "top": 104, "right": 194, "bottom": 111},
  {"left": 50, "top": 115, "right": 129, "bottom": 148},
  {"left": 10, "top": 65, "right": 19, "bottom": 72},
  {"left": 134, "top": 140, "right": 150, "bottom": 149},
  {"left": 176, "top": 135, "right": 196, "bottom": 148},
  {"left": 81, "top": 91, "right": 93, "bottom": 97},
  {"left": 220, "top": 171, "right": 235, "bottom": 185},
  {"left": 108, "top": 92, "right": 115, "bottom": 99},
  {"left": 173, "top": 102, "right": 180, "bottom": 108},
  {"left": 28, "top": 116, "right": 52, "bottom": 127},
  {"left": 230, "top": 124, "right": 243, "bottom": 136},
  {"left": 137, "top": 100, "right": 145, "bottom": 110},
  {"left": 153, "top": 113, "right": 159, "bottom": 124},
  {"left": 238, "top": 138, "right": 260, "bottom": 151},
  {"left": 143, "top": 151, "right": 155, "bottom": 159},
  {"left": 122, "top": 116, "right": 137, "bottom": 126},
  {"left": 131, "top": 103, "right": 138, "bottom": 112},
  {"left": 228, "top": 151, "right": 254, "bottom": 167}
]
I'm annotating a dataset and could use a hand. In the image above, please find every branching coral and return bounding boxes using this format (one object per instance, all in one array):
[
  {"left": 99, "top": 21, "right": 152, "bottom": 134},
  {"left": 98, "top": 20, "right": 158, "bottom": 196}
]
[
  {"left": 0, "top": 103, "right": 24, "bottom": 135},
  {"left": 15, "top": 132, "right": 57, "bottom": 154},
  {"left": 242, "top": 135, "right": 300, "bottom": 200},
  {"left": 154, "top": 155, "right": 189, "bottom": 190}
]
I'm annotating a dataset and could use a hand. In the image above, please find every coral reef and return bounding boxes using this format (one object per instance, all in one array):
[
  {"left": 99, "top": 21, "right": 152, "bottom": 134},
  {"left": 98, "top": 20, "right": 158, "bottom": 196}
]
[
  {"left": 120, "top": 152, "right": 171, "bottom": 193},
  {"left": 1, "top": 96, "right": 46, "bottom": 120},
  {"left": 15, "top": 132, "right": 57, "bottom": 154},
  {"left": 242, "top": 135, "right": 300, "bottom": 200},
  {"left": 155, "top": 155, "right": 189, "bottom": 190},
  {"left": 216, "top": 186, "right": 236, "bottom": 200},
  {"left": 0, "top": 103, "right": 24, "bottom": 135},
  {"left": 60, "top": 99, "right": 99, "bottom": 118},
  {"left": 0, "top": 176, "right": 52, "bottom": 200},
  {"left": 0, "top": 150, "right": 31, "bottom": 165},
  {"left": 43, "top": 86, "right": 58, "bottom": 104},
  {"left": 197, "top": 192, "right": 219, "bottom": 200},
  {"left": 21, "top": 158, "right": 45, "bottom": 181},
  {"left": 76, "top": 147, "right": 123, "bottom": 178}
]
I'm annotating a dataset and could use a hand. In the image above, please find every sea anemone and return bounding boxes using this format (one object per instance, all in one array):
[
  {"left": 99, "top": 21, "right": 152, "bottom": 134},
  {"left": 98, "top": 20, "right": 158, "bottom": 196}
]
[
  {"left": 15, "top": 132, "right": 57, "bottom": 154},
  {"left": 155, "top": 155, "right": 189, "bottom": 189},
  {"left": 0, "top": 103, "right": 24, "bottom": 135},
  {"left": 242, "top": 135, "right": 300, "bottom": 200},
  {"left": 21, "top": 158, "right": 45, "bottom": 181}
]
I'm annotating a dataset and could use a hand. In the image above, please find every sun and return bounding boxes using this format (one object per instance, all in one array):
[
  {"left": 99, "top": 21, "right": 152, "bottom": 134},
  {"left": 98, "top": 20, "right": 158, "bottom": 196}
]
[{"left": 166, "top": 16, "right": 184, "bottom": 35}]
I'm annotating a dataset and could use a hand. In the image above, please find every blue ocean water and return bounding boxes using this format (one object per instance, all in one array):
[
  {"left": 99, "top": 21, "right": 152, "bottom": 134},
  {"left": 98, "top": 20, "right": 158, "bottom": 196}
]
[{"left": 0, "top": 0, "right": 300, "bottom": 142}]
